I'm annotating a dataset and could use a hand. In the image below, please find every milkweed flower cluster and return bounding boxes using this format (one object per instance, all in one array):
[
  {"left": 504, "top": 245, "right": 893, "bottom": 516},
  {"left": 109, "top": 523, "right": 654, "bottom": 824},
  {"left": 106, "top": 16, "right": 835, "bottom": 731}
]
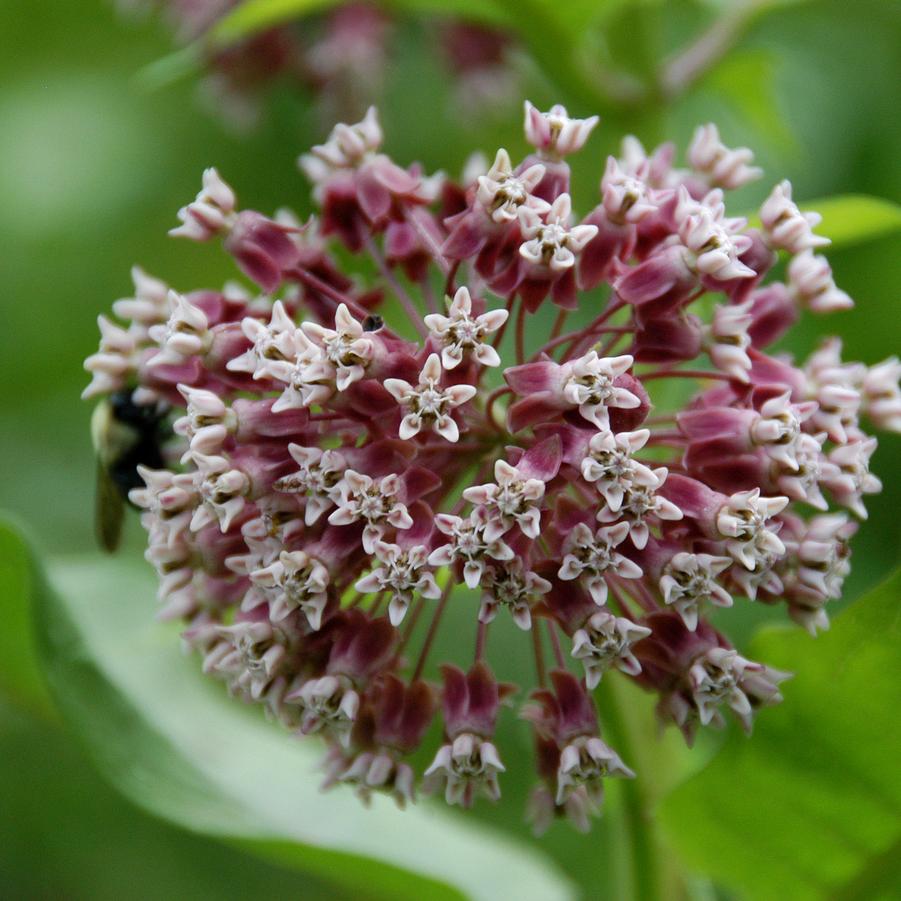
[
  {"left": 119, "top": 0, "right": 516, "bottom": 128},
  {"left": 84, "top": 102, "right": 899, "bottom": 832}
]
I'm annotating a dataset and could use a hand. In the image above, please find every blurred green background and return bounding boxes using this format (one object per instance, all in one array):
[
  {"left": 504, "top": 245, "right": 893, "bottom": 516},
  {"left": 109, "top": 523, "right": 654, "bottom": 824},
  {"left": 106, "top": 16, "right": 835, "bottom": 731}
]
[{"left": 1, "top": 0, "right": 899, "bottom": 898}]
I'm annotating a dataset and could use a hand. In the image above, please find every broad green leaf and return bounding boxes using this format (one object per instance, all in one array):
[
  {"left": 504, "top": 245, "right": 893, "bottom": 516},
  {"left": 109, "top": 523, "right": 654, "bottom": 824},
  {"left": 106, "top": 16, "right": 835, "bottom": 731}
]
[
  {"left": 746, "top": 195, "right": 901, "bottom": 251},
  {"left": 33, "top": 543, "right": 575, "bottom": 901},
  {"left": 0, "top": 517, "right": 52, "bottom": 715},
  {"left": 659, "top": 568, "right": 901, "bottom": 901},
  {"left": 0, "top": 704, "right": 344, "bottom": 899}
]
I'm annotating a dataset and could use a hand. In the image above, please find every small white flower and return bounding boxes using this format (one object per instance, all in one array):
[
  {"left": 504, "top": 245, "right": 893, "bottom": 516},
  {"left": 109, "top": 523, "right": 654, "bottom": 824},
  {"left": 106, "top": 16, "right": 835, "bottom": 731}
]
[
  {"left": 355, "top": 541, "right": 441, "bottom": 626},
  {"left": 571, "top": 612, "right": 651, "bottom": 688},
  {"left": 523, "top": 101, "right": 599, "bottom": 159},
  {"left": 795, "top": 513, "right": 855, "bottom": 602},
  {"left": 112, "top": 265, "right": 170, "bottom": 336},
  {"left": 227, "top": 300, "right": 299, "bottom": 379},
  {"left": 288, "top": 674, "right": 360, "bottom": 746},
  {"left": 273, "top": 444, "right": 347, "bottom": 525},
  {"left": 129, "top": 465, "right": 198, "bottom": 546},
  {"left": 775, "top": 431, "right": 832, "bottom": 510},
  {"left": 425, "top": 733, "right": 505, "bottom": 808},
  {"left": 332, "top": 751, "right": 416, "bottom": 809},
  {"left": 384, "top": 353, "right": 476, "bottom": 442},
  {"left": 563, "top": 352, "right": 640, "bottom": 430},
  {"left": 558, "top": 522, "right": 643, "bottom": 605},
  {"left": 688, "top": 124, "right": 762, "bottom": 190},
  {"left": 862, "top": 357, "right": 901, "bottom": 433},
  {"left": 203, "top": 620, "right": 285, "bottom": 700},
  {"left": 147, "top": 291, "right": 212, "bottom": 366},
  {"left": 580, "top": 429, "right": 658, "bottom": 512},
  {"left": 820, "top": 437, "right": 882, "bottom": 518},
  {"left": 759, "top": 180, "right": 830, "bottom": 254},
  {"left": 706, "top": 301, "right": 754, "bottom": 382},
  {"left": 268, "top": 334, "right": 332, "bottom": 412},
  {"left": 249, "top": 550, "right": 331, "bottom": 628},
  {"left": 428, "top": 508, "right": 515, "bottom": 589},
  {"left": 174, "top": 384, "right": 236, "bottom": 457},
  {"left": 189, "top": 453, "right": 251, "bottom": 533},
  {"left": 803, "top": 338, "right": 864, "bottom": 444},
  {"left": 600, "top": 157, "right": 658, "bottom": 225},
  {"left": 519, "top": 193, "right": 598, "bottom": 272},
  {"left": 328, "top": 470, "right": 413, "bottom": 553},
  {"left": 679, "top": 208, "right": 755, "bottom": 280},
  {"left": 463, "top": 459, "right": 545, "bottom": 541},
  {"left": 788, "top": 250, "right": 852, "bottom": 313},
  {"left": 686, "top": 648, "right": 788, "bottom": 731},
  {"left": 82, "top": 315, "right": 139, "bottom": 398},
  {"left": 423, "top": 286, "right": 509, "bottom": 370},
  {"left": 556, "top": 735, "right": 634, "bottom": 807},
  {"left": 300, "top": 106, "right": 383, "bottom": 178},
  {"left": 169, "top": 167, "right": 237, "bottom": 240},
  {"left": 729, "top": 547, "right": 785, "bottom": 601},
  {"left": 715, "top": 489, "right": 788, "bottom": 570},
  {"left": 302, "top": 303, "right": 375, "bottom": 393},
  {"left": 475, "top": 148, "right": 549, "bottom": 224},
  {"left": 598, "top": 467, "right": 683, "bottom": 550},
  {"left": 660, "top": 552, "right": 733, "bottom": 631},
  {"left": 478, "top": 561, "right": 551, "bottom": 631},
  {"left": 750, "top": 391, "right": 817, "bottom": 472}
]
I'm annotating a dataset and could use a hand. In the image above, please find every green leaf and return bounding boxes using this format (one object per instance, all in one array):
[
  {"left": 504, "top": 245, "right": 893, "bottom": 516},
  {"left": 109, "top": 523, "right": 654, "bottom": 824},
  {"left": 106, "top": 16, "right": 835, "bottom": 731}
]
[
  {"left": 32, "top": 543, "right": 575, "bottom": 901},
  {"left": 211, "top": 0, "right": 514, "bottom": 47},
  {"left": 0, "top": 517, "right": 53, "bottom": 715},
  {"left": 658, "top": 568, "right": 901, "bottom": 901},
  {"left": 133, "top": 44, "right": 204, "bottom": 93},
  {"left": 746, "top": 195, "right": 901, "bottom": 251},
  {"left": 211, "top": 0, "right": 346, "bottom": 46},
  {"left": 702, "top": 50, "right": 796, "bottom": 156},
  {"left": 807, "top": 195, "right": 901, "bottom": 250}
]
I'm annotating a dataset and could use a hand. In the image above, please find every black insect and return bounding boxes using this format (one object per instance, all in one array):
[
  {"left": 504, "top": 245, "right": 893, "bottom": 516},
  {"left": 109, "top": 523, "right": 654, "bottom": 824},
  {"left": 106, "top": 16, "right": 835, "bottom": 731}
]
[{"left": 91, "top": 389, "right": 170, "bottom": 552}]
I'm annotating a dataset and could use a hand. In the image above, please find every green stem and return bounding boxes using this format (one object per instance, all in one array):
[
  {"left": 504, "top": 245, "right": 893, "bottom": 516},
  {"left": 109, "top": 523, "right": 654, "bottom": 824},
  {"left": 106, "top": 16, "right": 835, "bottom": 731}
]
[{"left": 598, "top": 676, "right": 661, "bottom": 901}]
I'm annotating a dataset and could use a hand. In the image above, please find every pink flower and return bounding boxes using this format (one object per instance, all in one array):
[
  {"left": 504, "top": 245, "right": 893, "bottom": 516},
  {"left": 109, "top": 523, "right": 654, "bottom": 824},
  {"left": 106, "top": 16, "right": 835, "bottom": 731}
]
[
  {"left": 423, "top": 286, "right": 508, "bottom": 369},
  {"left": 384, "top": 353, "right": 476, "bottom": 442},
  {"left": 84, "top": 101, "right": 892, "bottom": 828},
  {"left": 688, "top": 124, "right": 762, "bottom": 190},
  {"left": 523, "top": 101, "right": 599, "bottom": 160}
]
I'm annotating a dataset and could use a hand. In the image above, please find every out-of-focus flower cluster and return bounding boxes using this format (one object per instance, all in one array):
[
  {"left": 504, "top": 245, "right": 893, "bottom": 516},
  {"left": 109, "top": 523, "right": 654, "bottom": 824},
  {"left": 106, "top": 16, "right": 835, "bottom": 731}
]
[
  {"left": 84, "top": 102, "right": 899, "bottom": 832},
  {"left": 119, "top": 0, "right": 517, "bottom": 128}
]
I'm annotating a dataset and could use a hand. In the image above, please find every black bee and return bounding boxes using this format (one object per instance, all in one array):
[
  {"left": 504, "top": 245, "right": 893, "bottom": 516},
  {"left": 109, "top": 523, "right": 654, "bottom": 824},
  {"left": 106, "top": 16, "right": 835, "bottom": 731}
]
[{"left": 90, "top": 390, "right": 170, "bottom": 552}]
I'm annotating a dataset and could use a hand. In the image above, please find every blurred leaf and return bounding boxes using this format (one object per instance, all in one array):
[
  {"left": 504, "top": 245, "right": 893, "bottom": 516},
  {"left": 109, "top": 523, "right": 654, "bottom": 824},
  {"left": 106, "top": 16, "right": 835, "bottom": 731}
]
[
  {"left": 807, "top": 195, "right": 901, "bottom": 250},
  {"left": 658, "top": 568, "right": 901, "bottom": 901},
  {"left": 32, "top": 542, "right": 574, "bottom": 901},
  {"left": 702, "top": 50, "right": 796, "bottom": 155},
  {"left": 0, "top": 517, "right": 52, "bottom": 715},
  {"left": 518, "top": 0, "right": 630, "bottom": 36},
  {"left": 211, "top": 0, "right": 344, "bottom": 45},
  {"left": 134, "top": 44, "right": 204, "bottom": 93},
  {"left": 0, "top": 703, "right": 346, "bottom": 900},
  {"left": 379, "top": 0, "right": 513, "bottom": 28},
  {"left": 212, "top": 0, "right": 514, "bottom": 46},
  {"left": 745, "top": 195, "right": 901, "bottom": 250}
]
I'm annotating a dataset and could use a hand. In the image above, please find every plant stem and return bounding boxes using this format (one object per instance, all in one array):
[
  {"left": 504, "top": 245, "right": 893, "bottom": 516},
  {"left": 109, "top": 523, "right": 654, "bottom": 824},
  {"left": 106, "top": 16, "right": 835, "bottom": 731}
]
[
  {"left": 599, "top": 676, "right": 661, "bottom": 901},
  {"left": 363, "top": 233, "right": 428, "bottom": 338},
  {"left": 412, "top": 580, "right": 453, "bottom": 681},
  {"left": 659, "top": 0, "right": 759, "bottom": 98},
  {"left": 515, "top": 299, "right": 526, "bottom": 365},
  {"left": 532, "top": 624, "right": 546, "bottom": 686}
]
